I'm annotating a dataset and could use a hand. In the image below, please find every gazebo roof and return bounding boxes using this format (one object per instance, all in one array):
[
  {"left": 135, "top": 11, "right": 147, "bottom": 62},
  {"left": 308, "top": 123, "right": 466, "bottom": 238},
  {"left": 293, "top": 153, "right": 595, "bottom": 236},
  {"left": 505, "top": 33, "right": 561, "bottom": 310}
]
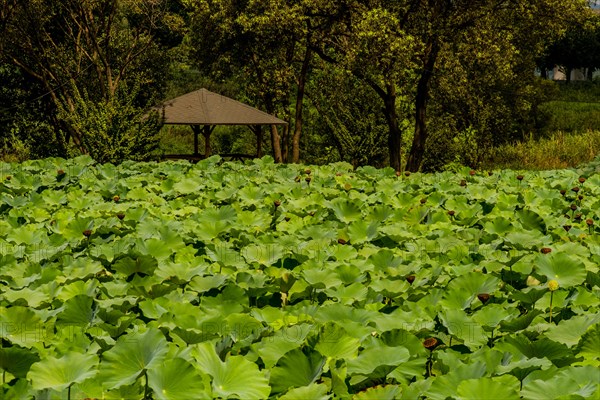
[{"left": 154, "top": 88, "right": 287, "bottom": 126}]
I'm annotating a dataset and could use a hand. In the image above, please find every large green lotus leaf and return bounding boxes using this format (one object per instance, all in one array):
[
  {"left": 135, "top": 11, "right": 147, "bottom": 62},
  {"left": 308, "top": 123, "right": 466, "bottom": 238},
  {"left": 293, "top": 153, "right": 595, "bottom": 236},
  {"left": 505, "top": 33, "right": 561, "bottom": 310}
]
[
  {"left": 1, "top": 378, "right": 34, "bottom": 399},
  {"left": 472, "top": 304, "right": 520, "bottom": 328},
  {"left": 237, "top": 185, "right": 264, "bottom": 205},
  {"left": 57, "top": 295, "right": 95, "bottom": 326},
  {"left": 223, "top": 313, "right": 264, "bottom": 343},
  {"left": 425, "top": 361, "right": 487, "bottom": 400},
  {"left": 367, "top": 204, "right": 394, "bottom": 223},
  {"left": 329, "top": 198, "right": 362, "bottom": 223},
  {"left": 57, "top": 279, "right": 99, "bottom": 301},
  {"left": 135, "top": 238, "right": 173, "bottom": 260},
  {"left": 0, "top": 347, "right": 40, "bottom": 378},
  {"left": 62, "top": 217, "right": 94, "bottom": 241},
  {"left": 298, "top": 224, "right": 337, "bottom": 241},
  {"left": 112, "top": 255, "right": 158, "bottom": 277},
  {"left": 279, "top": 383, "right": 330, "bottom": 400},
  {"left": 62, "top": 257, "right": 104, "bottom": 280},
  {"left": 553, "top": 366, "right": 600, "bottom": 393},
  {"left": 302, "top": 268, "right": 342, "bottom": 289},
  {"left": 0, "top": 306, "right": 44, "bottom": 347},
  {"left": 484, "top": 217, "right": 514, "bottom": 235},
  {"left": 500, "top": 309, "right": 544, "bottom": 333},
  {"left": 440, "top": 272, "right": 501, "bottom": 310},
  {"left": 205, "top": 242, "right": 247, "bottom": 268},
  {"left": 536, "top": 252, "right": 587, "bottom": 287},
  {"left": 504, "top": 230, "right": 547, "bottom": 250},
  {"left": 138, "top": 297, "right": 171, "bottom": 320},
  {"left": 192, "top": 220, "right": 229, "bottom": 241},
  {"left": 193, "top": 342, "right": 271, "bottom": 399},
  {"left": 520, "top": 375, "right": 593, "bottom": 399},
  {"left": 173, "top": 177, "right": 204, "bottom": 195},
  {"left": 509, "top": 288, "right": 546, "bottom": 306},
  {"left": 269, "top": 348, "right": 325, "bottom": 394},
  {"left": 242, "top": 243, "right": 284, "bottom": 266},
  {"left": 250, "top": 324, "right": 312, "bottom": 368},
  {"left": 367, "top": 249, "right": 404, "bottom": 272},
  {"left": 439, "top": 309, "right": 488, "bottom": 349},
  {"left": 544, "top": 314, "right": 600, "bottom": 347},
  {"left": 315, "top": 323, "right": 360, "bottom": 359},
  {"left": 346, "top": 220, "right": 379, "bottom": 244},
  {"left": 496, "top": 356, "right": 552, "bottom": 381},
  {"left": 147, "top": 358, "right": 210, "bottom": 400},
  {"left": 326, "top": 282, "right": 369, "bottom": 305},
  {"left": 495, "top": 335, "right": 571, "bottom": 362},
  {"left": 456, "top": 375, "right": 521, "bottom": 400},
  {"left": 576, "top": 323, "right": 600, "bottom": 366},
  {"left": 200, "top": 205, "right": 237, "bottom": 223},
  {"left": 352, "top": 385, "right": 400, "bottom": 400},
  {"left": 516, "top": 209, "right": 547, "bottom": 233},
  {"left": 346, "top": 342, "right": 410, "bottom": 376},
  {"left": 5, "top": 225, "right": 45, "bottom": 246},
  {"left": 1, "top": 287, "right": 50, "bottom": 308},
  {"left": 155, "top": 260, "right": 206, "bottom": 283},
  {"left": 99, "top": 328, "right": 169, "bottom": 389},
  {"left": 335, "top": 264, "right": 367, "bottom": 284},
  {"left": 28, "top": 352, "right": 98, "bottom": 391}
]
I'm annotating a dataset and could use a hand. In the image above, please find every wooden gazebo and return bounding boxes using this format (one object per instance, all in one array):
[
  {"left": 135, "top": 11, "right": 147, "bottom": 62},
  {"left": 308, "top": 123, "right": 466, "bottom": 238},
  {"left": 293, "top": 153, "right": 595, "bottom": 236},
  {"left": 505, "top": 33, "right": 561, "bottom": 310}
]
[{"left": 154, "top": 88, "right": 287, "bottom": 161}]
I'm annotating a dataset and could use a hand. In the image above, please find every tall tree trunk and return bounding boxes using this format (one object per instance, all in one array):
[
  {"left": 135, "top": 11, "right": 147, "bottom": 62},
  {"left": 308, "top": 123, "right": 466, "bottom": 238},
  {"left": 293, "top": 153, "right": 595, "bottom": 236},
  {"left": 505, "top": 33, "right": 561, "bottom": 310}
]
[
  {"left": 406, "top": 39, "right": 440, "bottom": 172},
  {"left": 281, "top": 124, "right": 289, "bottom": 162},
  {"left": 292, "top": 46, "right": 312, "bottom": 163},
  {"left": 270, "top": 125, "right": 283, "bottom": 163},
  {"left": 264, "top": 96, "right": 283, "bottom": 163},
  {"left": 382, "top": 84, "right": 402, "bottom": 172}
]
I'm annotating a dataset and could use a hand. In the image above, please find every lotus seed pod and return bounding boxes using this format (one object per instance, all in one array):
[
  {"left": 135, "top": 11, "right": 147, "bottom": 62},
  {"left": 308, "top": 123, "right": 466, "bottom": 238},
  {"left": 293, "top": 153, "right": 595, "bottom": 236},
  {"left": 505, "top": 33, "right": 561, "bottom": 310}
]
[{"left": 423, "top": 337, "right": 438, "bottom": 350}]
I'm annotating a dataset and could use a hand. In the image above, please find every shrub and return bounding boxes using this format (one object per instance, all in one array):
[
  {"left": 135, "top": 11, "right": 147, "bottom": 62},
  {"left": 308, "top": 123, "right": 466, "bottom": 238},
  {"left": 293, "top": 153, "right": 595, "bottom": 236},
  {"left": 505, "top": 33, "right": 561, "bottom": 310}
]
[
  {"left": 482, "top": 130, "right": 600, "bottom": 170},
  {"left": 58, "top": 87, "right": 161, "bottom": 164}
]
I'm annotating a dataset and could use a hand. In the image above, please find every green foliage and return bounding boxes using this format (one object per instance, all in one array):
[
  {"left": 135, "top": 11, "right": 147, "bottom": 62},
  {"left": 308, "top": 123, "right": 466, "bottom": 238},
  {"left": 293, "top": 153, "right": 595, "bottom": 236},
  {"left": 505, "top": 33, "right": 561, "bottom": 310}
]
[
  {"left": 539, "top": 101, "right": 600, "bottom": 134},
  {"left": 1, "top": 157, "right": 600, "bottom": 397},
  {"left": 536, "top": 81, "right": 600, "bottom": 135},
  {"left": 542, "top": 11, "right": 600, "bottom": 75},
  {"left": 0, "top": 0, "right": 183, "bottom": 159},
  {"left": 306, "top": 68, "right": 391, "bottom": 168},
  {"left": 57, "top": 87, "right": 161, "bottom": 164},
  {"left": 483, "top": 130, "right": 600, "bottom": 170}
]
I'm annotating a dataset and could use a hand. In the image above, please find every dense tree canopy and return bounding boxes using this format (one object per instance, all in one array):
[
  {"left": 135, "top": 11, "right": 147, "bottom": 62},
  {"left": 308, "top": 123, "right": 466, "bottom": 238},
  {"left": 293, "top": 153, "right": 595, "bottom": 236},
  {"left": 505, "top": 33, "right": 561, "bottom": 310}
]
[
  {"left": 0, "top": 0, "right": 185, "bottom": 162},
  {"left": 0, "top": 0, "right": 594, "bottom": 168}
]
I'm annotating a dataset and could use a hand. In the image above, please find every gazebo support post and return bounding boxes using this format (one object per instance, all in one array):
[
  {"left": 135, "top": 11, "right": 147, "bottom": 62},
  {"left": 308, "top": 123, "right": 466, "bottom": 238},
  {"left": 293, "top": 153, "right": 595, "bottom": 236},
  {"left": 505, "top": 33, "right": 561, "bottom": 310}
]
[
  {"left": 203, "top": 126, "right": 214, "bottom": 157},
  {"left": 191, "top": 125, "right": 200, "bottom": 156},
  {"left": 252, "top": 126, "right": 264, "bottom": 158}
]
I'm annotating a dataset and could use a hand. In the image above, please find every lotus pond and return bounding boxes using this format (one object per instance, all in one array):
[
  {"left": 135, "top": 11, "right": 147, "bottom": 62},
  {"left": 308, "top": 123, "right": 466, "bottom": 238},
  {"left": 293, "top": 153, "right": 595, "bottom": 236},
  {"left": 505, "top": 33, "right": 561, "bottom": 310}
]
[{"left": 0, "top": 156, "right": 599, "bottom": 399}]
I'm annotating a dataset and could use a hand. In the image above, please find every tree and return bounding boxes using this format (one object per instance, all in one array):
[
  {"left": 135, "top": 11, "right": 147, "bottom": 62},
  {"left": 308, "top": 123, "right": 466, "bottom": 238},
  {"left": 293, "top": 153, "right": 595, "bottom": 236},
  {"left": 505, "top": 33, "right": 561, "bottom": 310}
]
[
  {"left": 0, "top": 0, "right": 185, "bottom": 161},
  {"left": 307, "top": 65, "right": 389, "bottom": 168},
  {"left": 542, "top": 12, "right": 600, "bottom": 81},
  {"left": 309, "top": 1, "right": 420, "bottom": 171},
  {"left": 187, "top": 0, "right": 357, "bottom": 163},
  {"left": 400, "top": 0, "right": 588, "bottom": 171}
]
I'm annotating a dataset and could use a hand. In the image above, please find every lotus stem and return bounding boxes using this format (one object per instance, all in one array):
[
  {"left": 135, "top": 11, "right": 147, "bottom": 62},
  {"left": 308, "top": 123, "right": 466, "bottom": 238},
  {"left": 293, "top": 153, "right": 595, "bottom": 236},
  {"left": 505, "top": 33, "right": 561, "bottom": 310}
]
[
  {"left": 144, "top": 371, "right": 151, "bottom": 399},
  {"left": 548, "top": 280, "right": 558, "bottom": 323},
  {"left": 427, "top": 354, "right": 432, "bottom": 377},
  {"left": 549, "top": 291, "right": 554, "bottom": 323}
]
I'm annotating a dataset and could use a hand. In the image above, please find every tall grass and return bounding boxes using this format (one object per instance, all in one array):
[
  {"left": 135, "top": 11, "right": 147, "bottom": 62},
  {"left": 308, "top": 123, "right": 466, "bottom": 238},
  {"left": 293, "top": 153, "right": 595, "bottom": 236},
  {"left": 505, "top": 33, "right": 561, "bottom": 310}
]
[
  {"left": 482, "top": 130, "right": 600, "bottom": 170},
  {"left": 538, "top": 101, "right": 600, "bottom": 134}
]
